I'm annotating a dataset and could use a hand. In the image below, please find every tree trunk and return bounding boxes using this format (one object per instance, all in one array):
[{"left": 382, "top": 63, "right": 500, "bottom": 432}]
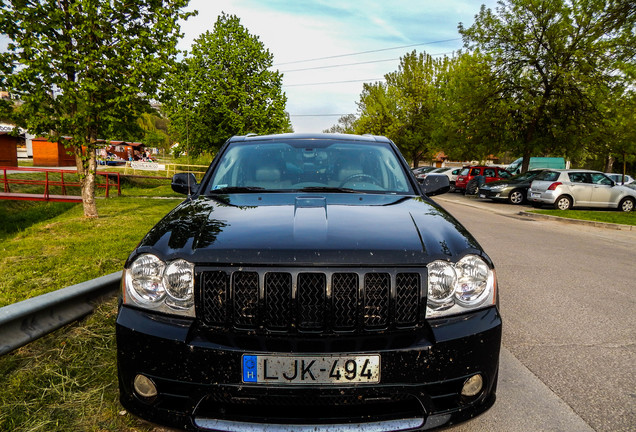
[
  {"left": 75, "top": 141, "right": 99, "bottom": 218},
  {"left": 521, "top": 149, "right": 532, "bottom": 174},
  {"left": 603, "top": 154, "right": 615, "bottom": 173}
]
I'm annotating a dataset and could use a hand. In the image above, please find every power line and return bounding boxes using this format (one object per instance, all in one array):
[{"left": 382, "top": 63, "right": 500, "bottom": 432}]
[
  {"left": 289, "top": 114, "right": 353, "bottom": 117},
  {"left": 280, "top": 58, "right": 400, "bottom": 73},
  {"left": 283, "top": 78, "right": 385, "bottom": 87},
  {"left": 279, "top": 51, "right": 456, "bottom": 73},
  {"left": 273, "top": 38, "right": 461, "bottom": 66}
]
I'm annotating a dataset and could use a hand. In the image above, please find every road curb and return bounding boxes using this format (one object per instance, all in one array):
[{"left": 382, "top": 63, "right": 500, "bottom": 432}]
[{"left": 517, "top": 211, "right": 635, "bottom": 230}]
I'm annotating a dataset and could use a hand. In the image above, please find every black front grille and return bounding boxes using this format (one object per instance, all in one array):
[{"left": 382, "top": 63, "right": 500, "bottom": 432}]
[{"left": 199, "top": 268, "right": 426, "bottom": 334}]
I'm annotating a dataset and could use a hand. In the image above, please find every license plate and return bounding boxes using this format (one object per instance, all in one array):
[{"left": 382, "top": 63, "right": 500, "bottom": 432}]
[
  {"left": 531, "top": 193, "right": 540, "bottom": 198},
  {"left": 479, "top": 193, "right": 486, "bottom": 198},
  {"left": 242, "top": 354, "right": 380, "bottom": 385}
]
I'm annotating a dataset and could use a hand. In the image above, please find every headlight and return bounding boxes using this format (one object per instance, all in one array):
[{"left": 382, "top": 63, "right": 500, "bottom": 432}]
[
  {"left": 490, "top": 184, "right": 507, "bottom": 190},
  {"left": 124, "top": 254, "right": 195, "bottom": 317},
  {"left": 426, "top": 255, "right": 496, "bottom": 318}
]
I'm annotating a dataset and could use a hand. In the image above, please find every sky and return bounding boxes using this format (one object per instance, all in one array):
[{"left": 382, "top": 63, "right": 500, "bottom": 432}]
[{"left": 179, "top": 0, "right": 500, "bottom": 133}]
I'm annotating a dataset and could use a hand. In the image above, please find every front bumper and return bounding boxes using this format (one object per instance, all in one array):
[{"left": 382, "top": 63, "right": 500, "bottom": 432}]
[
  {"left": 478, "top": 188, "right": 508, "bottom": 200},
  {"left": 116, "top": 305, "right": 502, "bottom": 431}
]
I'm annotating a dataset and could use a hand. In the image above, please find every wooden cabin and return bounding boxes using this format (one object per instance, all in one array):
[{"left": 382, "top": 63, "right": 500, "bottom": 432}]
[
  {"left": 0, "top": 132, "right": 19, "bottom": 167},
  {"left": 32, "top": 137, "right": 76, "bottom": 167}
]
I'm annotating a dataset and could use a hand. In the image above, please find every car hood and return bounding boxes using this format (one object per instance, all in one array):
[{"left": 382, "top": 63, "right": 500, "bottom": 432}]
[{"left": 134, "top": 194, "right": 483, "bottom": 266}]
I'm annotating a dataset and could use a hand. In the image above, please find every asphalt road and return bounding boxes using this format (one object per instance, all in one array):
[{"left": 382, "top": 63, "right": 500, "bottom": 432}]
[{"left": 435, "top": 194, "right": 635, "bottom": 432}]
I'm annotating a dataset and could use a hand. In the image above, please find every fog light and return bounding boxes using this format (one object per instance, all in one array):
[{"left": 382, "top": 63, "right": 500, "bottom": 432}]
[
  {"left": 133, "top": 374, "right": 158, "bottom": 398},
  {"left": 461, "top": 374, "right": 483, "bottom": 397}
]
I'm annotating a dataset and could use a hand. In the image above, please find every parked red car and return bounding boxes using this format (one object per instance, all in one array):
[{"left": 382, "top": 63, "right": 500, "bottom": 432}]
[{"left": 455, "top": 166, "right": 512, "bottom": 193}]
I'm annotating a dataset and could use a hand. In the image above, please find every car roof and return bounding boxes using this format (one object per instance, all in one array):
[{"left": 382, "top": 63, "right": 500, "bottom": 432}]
[
  {"left": 227, "top": 133, "right": 392, "bottom": 144},
  {"left": 463, "top": 165, "right": 506, "bottom": 169},
  {"left": 545, "top": 169, "right": 602, "bottom": 173}
]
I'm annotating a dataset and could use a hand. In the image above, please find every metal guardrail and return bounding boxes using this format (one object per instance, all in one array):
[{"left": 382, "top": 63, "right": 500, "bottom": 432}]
[{"left": 0, "top": 271, "right": 122, "bottom": 356}]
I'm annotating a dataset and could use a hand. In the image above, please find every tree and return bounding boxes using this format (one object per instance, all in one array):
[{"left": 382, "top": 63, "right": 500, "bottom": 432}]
[
  {"left": 138, "top": 111, "right": 171, "bottom": 151},
  {"left": 459, "top": 0, "right": 636, "bottom": 172},
  {"left": 323, "top": 114, "right": 357, "bottom": 134},
  {"left": 161, "top": 13, "right": 290, "bottom": 155},
  {"left": 355, "top": 82, "right": 397, "bottom": 138},
  {"left": 0, "top": 0, "right": 193, "bottom": 217},
  {"left": 356, "top": 51, "right": 443, "bottom": 167},
  {"left": 435, "top": 52, "right": 510, "bottom": 162}
]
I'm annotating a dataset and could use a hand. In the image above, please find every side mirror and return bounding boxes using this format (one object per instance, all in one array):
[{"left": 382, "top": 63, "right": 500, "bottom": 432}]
[
  {"left": 420, "top": 174, "right": 450, "bottom": 196},
  {"left": 171, "top": 173, "right": 198, "bottom": 195}
]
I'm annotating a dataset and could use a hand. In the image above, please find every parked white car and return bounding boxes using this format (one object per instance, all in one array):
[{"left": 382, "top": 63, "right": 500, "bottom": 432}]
[
  {"left": 528, "top": 169, "right": 636, "bottom": 211},
  {"left": 605, "top": 173, "right": 634, "bottom": 185},
  {"left": 428, "top": 167, "right": 461, "bottom": 192}
]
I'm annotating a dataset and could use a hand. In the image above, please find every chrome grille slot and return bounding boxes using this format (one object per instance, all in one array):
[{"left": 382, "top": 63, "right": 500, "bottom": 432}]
[
  {"left": 332, "top": 273, "right": 358, "bottom": 330},
  {"left": 233, "top": 272, "right": 259, "bottom": 328},
  {"left": 200, "top": 271, "right": 228, "bottom": 326},
  {"left": 395, "top": 273, "right": 420, "bottom": 325},
  {"left": 297, "top": 273, "right": 326, "bottom": 331},
  {"left": 364, "top": 273, "right": 390, "bottom": 328},
  {"left": 265, "top": 272, "right": 292, "bottom": 330}
]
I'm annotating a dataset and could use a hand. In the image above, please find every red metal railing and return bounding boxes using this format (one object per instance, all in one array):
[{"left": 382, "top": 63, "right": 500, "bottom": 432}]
[{"left": 0, "top": 166, "right": 121, "bottom": 203}]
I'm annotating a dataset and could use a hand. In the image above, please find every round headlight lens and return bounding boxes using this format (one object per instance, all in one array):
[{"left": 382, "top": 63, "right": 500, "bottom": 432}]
[
  {"left": 129, "top": 254, "right": 166, "bottom": 303},
  {"left": 427, "top": 260, "right": 457, "bottom": 305},
  {"left": 455, "top": 255, "right": 490, "bottom": 306},
  {"left": 164, "top": 259, "right": 194, "bottom": 303}
]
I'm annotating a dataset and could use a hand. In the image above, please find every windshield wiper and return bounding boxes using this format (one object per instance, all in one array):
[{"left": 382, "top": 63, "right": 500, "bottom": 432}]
[
  {"left": 209, "top": 186, "right": 266, "bottom": 194},
  {"left": 298, "top": 186, "right": 358, "bottom": 193}
]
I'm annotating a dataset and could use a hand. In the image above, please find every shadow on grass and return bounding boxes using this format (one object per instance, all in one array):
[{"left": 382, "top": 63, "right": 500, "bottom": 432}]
[{"left": 0, "top": 201, "right": 79, "bottom": 239}]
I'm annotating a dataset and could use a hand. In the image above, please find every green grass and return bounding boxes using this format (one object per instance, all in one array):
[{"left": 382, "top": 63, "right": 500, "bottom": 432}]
[
  {"left": 118, "top": 175, "right": 181, "bottom": 197},
  {"left": 0, "top": 298, "right": 157, "bottom": 432},
  {"left": 0, "top": 197, "right": 180, "bottom": 307},
  {"left": 529, "top": 208, "right": 636, "bottom": 225},
  {"left": 0, "top": 186, "right": 182, "bottom": 431}
]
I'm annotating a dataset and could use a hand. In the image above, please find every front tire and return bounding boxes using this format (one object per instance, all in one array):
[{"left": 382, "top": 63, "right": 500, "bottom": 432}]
[
  {"left": 508, "top": 189, "right": 525, "bottom": 205},
  {"left": 554, "top": 195, "right": 572, "bottom": 210},
  {"left": 619, "top": 197, "right": 635, "bottom": 212}
]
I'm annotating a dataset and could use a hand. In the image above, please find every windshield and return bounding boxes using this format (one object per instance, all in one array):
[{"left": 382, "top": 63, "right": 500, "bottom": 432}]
[
  {"left": 207, "top": 139, "right": 413, "bottom": 194},
  {"left": 534, "top": 170, "right": 560, "bottom": 181}
]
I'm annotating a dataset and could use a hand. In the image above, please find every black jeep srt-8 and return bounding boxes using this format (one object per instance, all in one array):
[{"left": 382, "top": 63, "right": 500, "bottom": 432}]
[{"left": 116, "top": 133, "right": 502, "bottom": 432}]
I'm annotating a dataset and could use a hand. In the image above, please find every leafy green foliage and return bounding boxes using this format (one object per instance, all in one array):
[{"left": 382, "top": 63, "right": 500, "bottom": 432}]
[
  {"left": 459, "top": 0, "right": 636, "bottom": 172},
  {"left": 161, "top": 13, "right": 291, "bottom": 155},
  {"left": 355, "top": 52, "right": 446, "bottom": 166},
  {"left": 0, "top": 0, "right": 194, "bottom": 217},
  {"left": 434, "top": 53, "right": 510, "bottom": 162}
]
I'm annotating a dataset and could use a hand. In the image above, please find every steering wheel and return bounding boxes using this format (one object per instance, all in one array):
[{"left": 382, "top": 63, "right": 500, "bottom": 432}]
[{"left": 339, "top": 173, "right": 382, "bottom": 187}]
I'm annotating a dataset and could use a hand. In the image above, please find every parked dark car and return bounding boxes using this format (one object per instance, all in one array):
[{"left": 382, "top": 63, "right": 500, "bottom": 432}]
[
  {"left": 455, "top": 166, "right": 512, "bottom": 194},
  {"left": 478, "top": 169, "right": 546, "bottom": 205},
  {"left": 117, "top": 133, "right": 502, "bottom": 431}
]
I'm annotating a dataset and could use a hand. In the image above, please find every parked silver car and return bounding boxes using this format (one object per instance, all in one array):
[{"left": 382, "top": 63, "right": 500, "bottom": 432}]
[{"left": 528, "top": 169, "right": 636, "bottom": 211}]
